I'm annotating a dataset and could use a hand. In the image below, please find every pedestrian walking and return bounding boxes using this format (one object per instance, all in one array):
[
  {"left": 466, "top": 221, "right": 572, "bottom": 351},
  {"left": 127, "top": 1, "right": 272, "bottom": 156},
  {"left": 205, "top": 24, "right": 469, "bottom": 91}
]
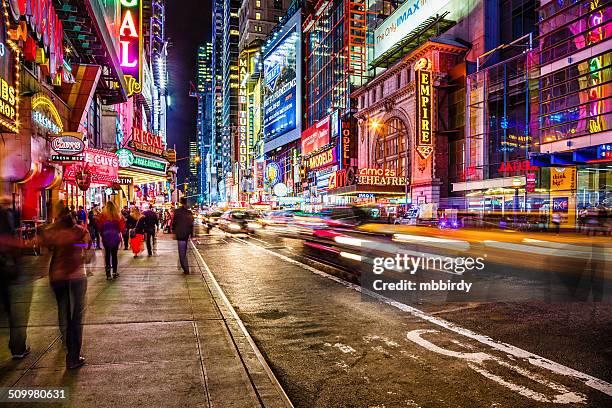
[
  {"left": 551, "top": 212, "right": 562, "bottom": 235},
  {"left": 88, "top": 204, "right": 100, "bottom": 249},
  {"left": 0, "top": 197, "right": 32, "bottom": 359},
  {"left": 129, "top": 207, "right": 146, "bottom": 258},
  {"left": 142, "top": 205, "right": 159, "bottom": 256},
  {"left": 98, "top": 202, "right": 125, "bottom": 280},
  {"left": 123, "top": 206, "right": 136, "bottom": 250},
  {"left": 42, "top": 205, "right": 90, "bottom": 369},
  {"left": 172, "top": 198, "right": 194, "bottom": 275}
]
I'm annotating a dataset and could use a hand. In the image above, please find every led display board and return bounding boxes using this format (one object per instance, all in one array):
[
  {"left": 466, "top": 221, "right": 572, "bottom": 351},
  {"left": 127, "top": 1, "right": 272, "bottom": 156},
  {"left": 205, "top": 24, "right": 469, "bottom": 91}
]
[
  {"left": 301, "top": 116, "right": 330, "bottom": 156},
  {"left": 263, "top": 11, "right": 302, "bottom": 152},
  {"left": 119, "top": 0, "right": 143, "bottom": 96}
]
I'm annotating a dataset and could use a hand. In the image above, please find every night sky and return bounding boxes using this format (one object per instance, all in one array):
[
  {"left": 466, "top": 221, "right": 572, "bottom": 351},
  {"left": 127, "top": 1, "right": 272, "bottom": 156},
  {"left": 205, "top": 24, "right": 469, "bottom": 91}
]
[{"left": 166, "top": 2, "right": 212, "bottom": 183}]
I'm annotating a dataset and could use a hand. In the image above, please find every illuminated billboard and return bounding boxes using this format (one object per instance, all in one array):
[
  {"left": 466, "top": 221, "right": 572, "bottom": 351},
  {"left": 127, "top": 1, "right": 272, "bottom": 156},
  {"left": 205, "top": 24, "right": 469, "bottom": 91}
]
[
  {"left": 263, "top": 12, "right": 302, "bottom": 153},
  {"left": 373, "top": 0, "right": 464, "bottom": 61}
]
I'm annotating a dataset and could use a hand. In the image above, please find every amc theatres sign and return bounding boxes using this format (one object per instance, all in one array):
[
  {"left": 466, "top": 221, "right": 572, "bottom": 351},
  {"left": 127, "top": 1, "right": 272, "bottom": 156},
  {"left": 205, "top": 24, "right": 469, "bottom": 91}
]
[
  {"left": 129, "top": 128, "right": 164, "bottom": 155},
  {"left": 358, "top": 168, "right": 406, "bottom": 186}
]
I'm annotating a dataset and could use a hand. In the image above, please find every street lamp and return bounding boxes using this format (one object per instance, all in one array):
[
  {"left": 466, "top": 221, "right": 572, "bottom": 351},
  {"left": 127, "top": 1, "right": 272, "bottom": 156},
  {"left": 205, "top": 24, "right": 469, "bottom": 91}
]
[{"left": 369, "top": 119, "right": 411, "bottom": 212}]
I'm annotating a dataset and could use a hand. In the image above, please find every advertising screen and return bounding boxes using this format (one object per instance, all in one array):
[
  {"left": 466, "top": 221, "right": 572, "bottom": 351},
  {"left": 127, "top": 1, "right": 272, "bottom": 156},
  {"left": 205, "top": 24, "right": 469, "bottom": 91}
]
[
  {"left": 301, "top": 116, "right": 330, "bottom": 156},
  {"left": 263, "top": 12, "right": 302, "bottom": 152}
]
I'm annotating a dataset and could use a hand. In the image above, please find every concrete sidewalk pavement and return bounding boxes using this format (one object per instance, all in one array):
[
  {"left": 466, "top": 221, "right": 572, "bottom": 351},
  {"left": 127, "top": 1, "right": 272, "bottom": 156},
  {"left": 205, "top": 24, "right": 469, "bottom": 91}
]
[{"left": 0, "top": 234, "right": 291, "bottom": 408}]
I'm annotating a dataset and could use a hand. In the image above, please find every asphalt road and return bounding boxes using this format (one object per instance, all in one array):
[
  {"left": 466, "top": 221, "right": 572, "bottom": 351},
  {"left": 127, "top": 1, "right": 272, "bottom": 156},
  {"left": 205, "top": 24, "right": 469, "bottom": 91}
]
[{"left": 193, "top": 227, "right": 612, "bottom": 408}]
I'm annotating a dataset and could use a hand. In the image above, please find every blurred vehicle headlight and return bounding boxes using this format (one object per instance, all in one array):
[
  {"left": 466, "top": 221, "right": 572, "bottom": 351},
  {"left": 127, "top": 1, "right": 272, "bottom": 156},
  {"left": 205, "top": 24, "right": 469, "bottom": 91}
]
[
  {"left": 229, "top": 223, "right": 241, "bottom": 231},
  {"left": 247, "top": 222, "right": 262, "bottom": 229}
]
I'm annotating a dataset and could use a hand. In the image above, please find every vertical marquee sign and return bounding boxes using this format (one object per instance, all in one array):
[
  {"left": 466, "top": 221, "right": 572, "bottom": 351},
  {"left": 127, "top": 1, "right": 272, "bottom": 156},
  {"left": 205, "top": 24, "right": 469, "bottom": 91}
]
[
  {"left": 119, "top": 0, "right": 143, "bottom": 96},
  {"left": 238, "top": 56, "right": 248, "bottom": 171},
  {"left": 415, "top": 58, "right": 433, "bottom": 160}
]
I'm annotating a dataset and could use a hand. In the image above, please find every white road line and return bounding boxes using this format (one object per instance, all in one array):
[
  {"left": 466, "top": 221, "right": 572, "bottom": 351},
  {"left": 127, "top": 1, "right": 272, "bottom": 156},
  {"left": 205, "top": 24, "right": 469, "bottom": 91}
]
[
  {"left": 190, "top": 240, "right": 294, "bottom": 408},
  {"left": 235, "top": 237, "right": 612, "bottom": 398}
]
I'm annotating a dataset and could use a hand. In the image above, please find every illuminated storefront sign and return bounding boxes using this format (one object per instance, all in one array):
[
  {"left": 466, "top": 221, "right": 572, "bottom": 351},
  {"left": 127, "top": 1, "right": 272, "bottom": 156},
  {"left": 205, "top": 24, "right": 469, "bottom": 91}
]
[
  {"left": 51, "top": 134, "right": 84, "bottom": 156},
  {"left": 266, "top": 161, "right": 281, "bottom": 186},
  {"left": 498, "top": 160, "right": 539, "bottom": 174},
  {"left": 0, "top": 0, "right": 19, "bottom": 133},
  {"left": 550, "top": 167, "right": 577, "bottom": 191},
  {"left": 31, "top": 93, "right": 63, "bottom": 135},
  {"left": 301, "top": 116, "right": 330, "bottom": 155},
  {"left": 116, "top": 148, "right": 135, "bottom": 168},
  {"left": 373, "top": 0, "right": 453, "bottom": 60},
  {"left": 118, "top": 176, "right": 133, "bottom": 185},
  {"left": 306, "top": 147, "right": 337, "bottom": 170},
  {"left": 129, "top": 128, "right": 164, "bottom": 155},
  {"left": 357, "top": 168, "right": 406, "bottom": 186},
  {"left": 597, "top": 143, "right": 612, "bottom": 159},
  {"left": 131, "top": 155, "right": 166, "bottom": 173},
  {"left": 8, "top": 0, "right": 65, "bottom": 81},
  {"left": 65, "top": 148, "right": 119, "bottom": 185},
  {"left": 119, "top": 0, "right": 143, "bottom": 96},
  {"left": 415, "top": 64, "right": 433, "bottom": 159}
]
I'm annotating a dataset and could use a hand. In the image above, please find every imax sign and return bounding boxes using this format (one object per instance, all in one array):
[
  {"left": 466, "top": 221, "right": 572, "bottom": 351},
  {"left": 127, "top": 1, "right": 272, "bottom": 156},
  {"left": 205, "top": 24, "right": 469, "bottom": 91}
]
[{"left": 373, "top": 0, "right": 455, "bottom": 61}]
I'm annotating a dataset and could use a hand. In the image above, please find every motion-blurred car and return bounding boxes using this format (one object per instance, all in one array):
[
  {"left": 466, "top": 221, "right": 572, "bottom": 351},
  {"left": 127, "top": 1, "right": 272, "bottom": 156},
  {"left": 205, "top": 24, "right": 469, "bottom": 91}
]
[{"left": 217, "top": 210, "right": 262, "bottom": 234}]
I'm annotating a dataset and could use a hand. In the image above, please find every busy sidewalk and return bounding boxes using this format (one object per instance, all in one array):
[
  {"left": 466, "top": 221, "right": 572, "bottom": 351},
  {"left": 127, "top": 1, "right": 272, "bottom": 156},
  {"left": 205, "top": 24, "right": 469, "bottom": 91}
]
[{"left": 0, "top": 233, "right": 290, "bottom": 407}]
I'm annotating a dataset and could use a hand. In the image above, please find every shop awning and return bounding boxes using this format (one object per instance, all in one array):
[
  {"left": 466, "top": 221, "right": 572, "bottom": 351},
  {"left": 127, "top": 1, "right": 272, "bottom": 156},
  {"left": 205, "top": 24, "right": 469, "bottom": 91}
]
[{"left": 118, "top": 169, "right": 168, "bottom": 185}]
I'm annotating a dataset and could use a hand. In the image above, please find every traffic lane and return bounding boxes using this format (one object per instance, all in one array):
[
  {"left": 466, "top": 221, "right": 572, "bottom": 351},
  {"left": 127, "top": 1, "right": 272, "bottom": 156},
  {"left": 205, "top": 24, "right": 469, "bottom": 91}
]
[
  {"left": 194, "top": 233, "right": 611, "bottom": 407},
  {"left": 248, "top": 228, "right": 612, "bottom": 382}
]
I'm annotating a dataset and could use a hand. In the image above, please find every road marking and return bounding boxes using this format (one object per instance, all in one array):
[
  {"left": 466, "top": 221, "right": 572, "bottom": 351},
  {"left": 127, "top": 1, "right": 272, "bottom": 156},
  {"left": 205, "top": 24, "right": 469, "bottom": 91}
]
[
  {"left": 234, "top": 237, "right": 612, "bottom": 398},
  {"left": 407, "top": 329, "right": 586, "bottom": 404},
  {"left": 484, "top": 240, "right": 608, "bottom": 261},
  {"left": 190, "top": 240, "right": 294, "bottom": 408}
]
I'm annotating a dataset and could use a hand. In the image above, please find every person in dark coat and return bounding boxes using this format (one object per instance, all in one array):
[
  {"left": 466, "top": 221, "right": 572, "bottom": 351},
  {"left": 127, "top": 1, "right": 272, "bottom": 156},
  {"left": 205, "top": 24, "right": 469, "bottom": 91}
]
[
  {"left": 142, "top": 205, "right": 159, "bottom": 256},
  {"left": 172, "top": 198, "right": 194, "bottom": 274}
]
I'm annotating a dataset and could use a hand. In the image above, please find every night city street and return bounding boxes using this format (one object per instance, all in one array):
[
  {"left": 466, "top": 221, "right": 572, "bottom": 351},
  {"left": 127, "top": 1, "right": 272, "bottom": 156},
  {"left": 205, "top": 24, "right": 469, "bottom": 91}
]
[{"left": 0, "top": 0, "right": 611, "bottom": 407}]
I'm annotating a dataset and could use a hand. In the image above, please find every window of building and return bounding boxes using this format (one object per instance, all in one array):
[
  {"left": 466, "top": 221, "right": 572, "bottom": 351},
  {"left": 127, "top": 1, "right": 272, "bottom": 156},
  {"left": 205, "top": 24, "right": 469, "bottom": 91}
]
[
  {"left": 373, "top": 118, "right": 410, "bottom": 178},
  {"left": 274, "top": 0, "right": 282, "bottom": 10},
  {"left": 255, "top": 12, "right": 261, "bottom": 20},
  {"left": 256, "top": 0, "right": 261, "bottom": 7},
  {"left": 396, "top": 73, "right": 402, "bottom": 90}
]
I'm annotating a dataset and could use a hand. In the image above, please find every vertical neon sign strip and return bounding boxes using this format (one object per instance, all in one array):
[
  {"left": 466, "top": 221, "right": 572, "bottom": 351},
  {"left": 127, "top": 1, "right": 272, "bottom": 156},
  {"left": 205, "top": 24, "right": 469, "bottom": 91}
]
[
  {"left": 415, "top": 64, "right": 434, "bottom": 160},
  {"left": 119, "top": 0, "right": 143, "bottom": 96}
]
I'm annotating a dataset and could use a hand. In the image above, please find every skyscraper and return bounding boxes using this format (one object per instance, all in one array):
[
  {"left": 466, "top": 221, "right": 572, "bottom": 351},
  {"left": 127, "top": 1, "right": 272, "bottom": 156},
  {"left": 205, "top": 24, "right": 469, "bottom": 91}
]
[{"left": 195, "top": 43, "right": 214, "bottom": 204}]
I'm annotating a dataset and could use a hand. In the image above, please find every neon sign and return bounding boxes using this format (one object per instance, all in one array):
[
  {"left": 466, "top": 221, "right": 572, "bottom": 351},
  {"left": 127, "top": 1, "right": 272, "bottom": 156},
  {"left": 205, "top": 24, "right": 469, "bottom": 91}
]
[
  {"left": 119, "top": 0, "right": 143, "bottom": 96},
  {"left": 306, "top": 147, "right": 337, "bottom": 170},
  {"left": 239, "top": 56, "right": 248, "bottom": 171},
  {"left": 358, "top": 168, "right": 406, "bottom": 186},
  {"left": 415, "top": 65, "right": 433, "bottom": 159},
  {"left": 129, "top": 127, "right": 165, "bottom": 155},
  {"left": 341, "top": 121, "right": 352, "bottom": 168}
]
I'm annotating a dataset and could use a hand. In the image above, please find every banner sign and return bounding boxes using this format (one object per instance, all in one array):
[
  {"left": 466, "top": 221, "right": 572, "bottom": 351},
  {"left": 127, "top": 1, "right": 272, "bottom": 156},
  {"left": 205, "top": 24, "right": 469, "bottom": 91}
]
[
  {"left": 301, "top": 116, "right": 330, "bottom": 155},
  {"left": 550, "top": 167, "right": 577, "bottom": 191},
  {"left": 306, "top": 147, "right": 337, "bottom": 170},
  {"left": 65, "top": 148, "right": 119, "bottom": 185},
  {"left": 597, "top": 143, "right": 612, "bottom": 160},
  {"left": 415, "top": 66, "right": 433, "bottom": 159},
  {"left": 131, "top": 155, "right": 167, "bottom": 173},
  {"left": 119, "top": 0, "right": 143, "bottom": 96}
]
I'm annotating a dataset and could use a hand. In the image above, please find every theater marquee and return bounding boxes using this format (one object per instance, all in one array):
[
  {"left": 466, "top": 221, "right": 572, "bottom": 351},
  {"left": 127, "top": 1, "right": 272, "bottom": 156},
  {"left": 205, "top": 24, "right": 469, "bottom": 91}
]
[{"left": 415, "top": 62, "right": 433, "bottom": 160}]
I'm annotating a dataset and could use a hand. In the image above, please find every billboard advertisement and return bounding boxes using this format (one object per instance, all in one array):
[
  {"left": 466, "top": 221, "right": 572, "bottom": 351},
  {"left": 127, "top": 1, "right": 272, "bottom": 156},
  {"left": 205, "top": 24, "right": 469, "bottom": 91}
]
[
  {"left": 263, "top": 12, "right": 302, "bottom": 153},
  {"left": 372, "top": 0, "right": 466, "bottom": 62},
  {"left": 301, "top": 116, "right": 330, "bottom": 156}
]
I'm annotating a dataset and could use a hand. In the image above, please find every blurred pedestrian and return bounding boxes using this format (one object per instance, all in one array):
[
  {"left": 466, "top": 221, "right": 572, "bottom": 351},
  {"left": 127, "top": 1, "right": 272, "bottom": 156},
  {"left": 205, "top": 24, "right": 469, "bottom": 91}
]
[
  {"left": 98, "top": 202, "right": 125, "bottom": 280},
  {"left": 0, "top": 197, "right": 32, "bottom": 359},
  {"left": 142, "top": 205, "right": 159, "bottom": 256},
  {"left": 551, "top": 212, "right": 562, "bottom": 235},
  {"left": 172, "top": 198, "right": 194, "bottom": 275},
  {"left": 76, "top": 206, "right": 87, "bottom": 225},
  {"left": 122, "top": 206, "right": 135, "bottom": 250},
  {"left": 129, "top": 208, "right": 146, "bottom": 258},
  {"left": 42, "top": 205, "right": 90, "bottom": 369},
  {"left": 88, "top": 204, "right": 100, "bottom": 249}
]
